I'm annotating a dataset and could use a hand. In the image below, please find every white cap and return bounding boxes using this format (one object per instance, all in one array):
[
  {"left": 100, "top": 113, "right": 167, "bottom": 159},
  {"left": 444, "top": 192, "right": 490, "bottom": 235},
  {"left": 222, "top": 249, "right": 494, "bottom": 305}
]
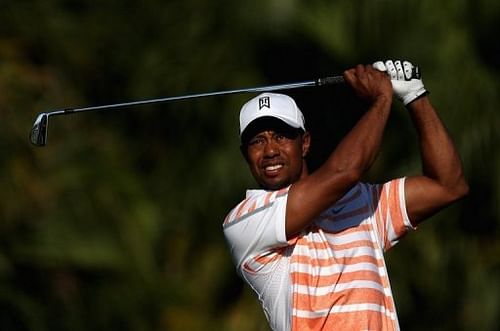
[{"left": 239, "top": 92, "right": 306, "bottom": 136}]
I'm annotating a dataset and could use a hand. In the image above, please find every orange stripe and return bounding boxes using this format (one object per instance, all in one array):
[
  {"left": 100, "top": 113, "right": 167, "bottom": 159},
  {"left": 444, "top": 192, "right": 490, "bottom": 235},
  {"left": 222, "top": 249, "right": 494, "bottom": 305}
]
[
  {"left": 370, "top": 184, "right": 384, "bottom": 241},
  {"left": 371, "top": 185, "right": 383, "bottom": 245},
  {"left": 292, "top": 309, "right": 396, "bottom": 331},
  {"left": 291, "top": 253, "right": 384, "bottom": 269},
  {"left": 294, "top": 230, "right": 377, "bottom": 250},
  {"left": 388, "top": 180, "right": 404, "bottom": 240},
  {"left": 293, "top": 287, "right": 391, "bottom": 311},
  {"left": 292, "top": 269, "right": 384, "bottom": 289},
  {"left": 247, "top": 200, "right": 257, "bottom": 213},
  {"left": 263, "top": 191, "right": 273, "bottom": 206},
  {"left": 326, "top": 239, "right": 377, "bottom": 251},
  {"left": 376, "top": 184, "right": 390, "bottom": 249},
  {"left": 291, "top": 230, "right": 330, "bottom": 250},
  {"left": 252, "top": 247, "right": 287, "bottom": 264},
  {"left": 320, "top": 222, "right": 372, "bottom": 235},
  {"left": 235, "top": 197, "right": 251, "bottom": 219},
  {"left": 276, "top": 186, "right": 289, "bottom": 196},
  {"left": 223, "top": 213, "right": 231, "bottom": 226},
  {"left": 290, "top": 242, "right": 375, "bottom": 263}
]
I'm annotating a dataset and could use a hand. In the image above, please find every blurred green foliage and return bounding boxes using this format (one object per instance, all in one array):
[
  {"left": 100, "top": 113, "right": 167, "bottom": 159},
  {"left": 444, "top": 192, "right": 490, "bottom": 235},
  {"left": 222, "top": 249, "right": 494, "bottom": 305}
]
[{"left": 0, "top": 0, "right": 499, "bottom": 330}]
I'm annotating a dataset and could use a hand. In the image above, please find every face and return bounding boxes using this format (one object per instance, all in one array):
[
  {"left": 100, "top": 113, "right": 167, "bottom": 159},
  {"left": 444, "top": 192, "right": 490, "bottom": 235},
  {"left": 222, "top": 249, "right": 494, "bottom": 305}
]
[{"left": 243, "top": 129, "right": 310, "bottom": 190}]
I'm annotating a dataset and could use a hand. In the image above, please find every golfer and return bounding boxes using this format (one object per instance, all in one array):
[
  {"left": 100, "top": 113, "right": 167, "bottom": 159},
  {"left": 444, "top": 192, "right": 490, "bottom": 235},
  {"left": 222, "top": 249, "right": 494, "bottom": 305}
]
[{"left": 223, "top": 60, "right": 468, "bottom": 330}]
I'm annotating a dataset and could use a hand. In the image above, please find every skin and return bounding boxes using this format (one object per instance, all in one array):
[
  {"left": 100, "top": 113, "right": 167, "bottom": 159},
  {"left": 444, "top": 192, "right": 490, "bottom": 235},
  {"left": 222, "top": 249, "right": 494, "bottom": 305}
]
[
  {"left": 245, "top": 130, "right": 311, "bottom": 191},
  {"left": 403, "top": 97, "right": 469, "bottom": 224},
  {"left": 243, "top": 64, "right": 468, "bottom": 238}
]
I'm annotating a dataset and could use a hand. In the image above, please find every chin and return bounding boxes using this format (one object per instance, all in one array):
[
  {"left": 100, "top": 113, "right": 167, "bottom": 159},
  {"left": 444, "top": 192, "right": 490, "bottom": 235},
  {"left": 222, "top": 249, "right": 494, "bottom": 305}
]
[{"left": 259, "top": 179, "right": 289, "bottom": 191}]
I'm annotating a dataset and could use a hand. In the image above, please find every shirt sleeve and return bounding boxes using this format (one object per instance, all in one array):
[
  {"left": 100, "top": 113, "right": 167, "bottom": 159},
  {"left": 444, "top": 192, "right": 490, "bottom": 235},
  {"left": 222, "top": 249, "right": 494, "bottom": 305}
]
[
  {"left": 365, "top": 178, "right": 415, "bottom": 252},
  {"left": 222, "top": 188, "right": 290, "bottom": 270}
]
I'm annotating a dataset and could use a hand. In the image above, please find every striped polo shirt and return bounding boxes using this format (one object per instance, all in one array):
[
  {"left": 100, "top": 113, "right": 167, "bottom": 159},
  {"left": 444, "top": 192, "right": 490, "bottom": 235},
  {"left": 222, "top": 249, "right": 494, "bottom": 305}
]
[{"left": 223, "top": 178, "right": 414, "bottom": 331}]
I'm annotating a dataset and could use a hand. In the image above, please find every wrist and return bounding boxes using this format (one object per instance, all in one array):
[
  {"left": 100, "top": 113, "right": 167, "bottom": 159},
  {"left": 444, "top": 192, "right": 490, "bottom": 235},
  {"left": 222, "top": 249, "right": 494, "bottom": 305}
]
[
  {"left": 403, "top": 89, "right": 429, "bottom": 105},
  {"left": 373, "top": 94, "right": 392, "bottom": 110},
  {"left": 407, "top": 94, "right": 431, "bottom": 111},
  {"left": 367, "top": 95, "right": 392, "bottom": 117}
]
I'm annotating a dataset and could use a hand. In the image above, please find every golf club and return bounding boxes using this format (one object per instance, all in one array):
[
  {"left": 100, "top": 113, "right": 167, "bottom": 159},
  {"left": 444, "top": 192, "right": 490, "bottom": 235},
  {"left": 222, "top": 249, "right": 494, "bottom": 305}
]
[{"left": 29, "top": 75, "right": 345, "bottom": 147}]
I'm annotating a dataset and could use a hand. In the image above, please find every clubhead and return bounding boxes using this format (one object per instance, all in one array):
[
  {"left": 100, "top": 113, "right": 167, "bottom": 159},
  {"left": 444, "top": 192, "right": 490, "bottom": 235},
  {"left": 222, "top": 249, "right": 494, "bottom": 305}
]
[{"left": 30, "top": 113, "right": 49, "bottom": 146}]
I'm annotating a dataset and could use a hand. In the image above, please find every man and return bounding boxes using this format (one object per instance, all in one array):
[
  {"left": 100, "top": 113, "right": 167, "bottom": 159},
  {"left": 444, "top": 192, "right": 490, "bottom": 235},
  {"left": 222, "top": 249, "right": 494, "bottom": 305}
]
[{"left": 222, "top": 60, "right": 468, "bottom": 330}]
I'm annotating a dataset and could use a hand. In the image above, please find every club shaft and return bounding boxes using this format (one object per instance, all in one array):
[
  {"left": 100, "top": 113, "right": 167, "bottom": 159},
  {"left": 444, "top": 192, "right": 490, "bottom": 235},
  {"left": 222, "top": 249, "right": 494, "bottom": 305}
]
[{"left": 48, "top": 75, "right": 344, "bottom": 116}]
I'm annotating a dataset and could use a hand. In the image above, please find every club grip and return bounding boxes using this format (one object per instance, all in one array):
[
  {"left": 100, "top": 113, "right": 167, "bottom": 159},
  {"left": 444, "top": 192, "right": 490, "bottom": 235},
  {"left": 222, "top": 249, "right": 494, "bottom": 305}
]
[
  {"left": 316, "top": 75, "right": 345, "bottom": 86},
  {"left": 412, "top": 66, "right": 421, "bottom": 79}
]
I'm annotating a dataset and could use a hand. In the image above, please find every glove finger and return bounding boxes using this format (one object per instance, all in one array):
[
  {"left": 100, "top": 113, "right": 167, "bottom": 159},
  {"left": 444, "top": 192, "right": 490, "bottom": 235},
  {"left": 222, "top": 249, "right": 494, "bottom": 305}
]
[
  {"left": 394, "top": 60, "right": 405, "bottom": 80},
  {"left": 372, "top": 61, "right": 387, "bottom": 72},
  {"left": 403, "top": 61, "right": 414, "bottom": 80},
  {"left": 385, "top": 60, "right": 397, "bottom": 80}
]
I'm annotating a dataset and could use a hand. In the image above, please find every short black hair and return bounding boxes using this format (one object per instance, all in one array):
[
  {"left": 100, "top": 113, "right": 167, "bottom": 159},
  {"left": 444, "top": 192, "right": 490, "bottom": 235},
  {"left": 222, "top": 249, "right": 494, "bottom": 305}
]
[{"left": 240, "top": 116, "right": 305, "bottom": 146}]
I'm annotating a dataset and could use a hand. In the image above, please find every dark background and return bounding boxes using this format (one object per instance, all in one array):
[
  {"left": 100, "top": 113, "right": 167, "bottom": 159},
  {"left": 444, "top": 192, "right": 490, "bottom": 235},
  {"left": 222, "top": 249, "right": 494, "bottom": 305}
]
[{"left": 1, "top": 0, "right": 499, "bottom": 330}]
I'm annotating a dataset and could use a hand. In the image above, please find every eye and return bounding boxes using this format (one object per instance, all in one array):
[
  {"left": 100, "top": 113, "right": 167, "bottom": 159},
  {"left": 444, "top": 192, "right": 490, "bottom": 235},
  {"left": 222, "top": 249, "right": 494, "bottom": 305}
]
[
  {"left": 249, "top": 136, "right": 265, "bottom": 146},
  {"left": 274, "top": 133, "right": 286, "bottom": 142}
]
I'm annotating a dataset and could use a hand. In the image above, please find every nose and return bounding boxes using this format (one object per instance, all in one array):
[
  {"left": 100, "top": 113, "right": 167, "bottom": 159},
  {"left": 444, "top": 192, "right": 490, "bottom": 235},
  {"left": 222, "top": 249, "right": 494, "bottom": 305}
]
[{"left": 263, "top": 139, "right": 280, "bottom": 158}]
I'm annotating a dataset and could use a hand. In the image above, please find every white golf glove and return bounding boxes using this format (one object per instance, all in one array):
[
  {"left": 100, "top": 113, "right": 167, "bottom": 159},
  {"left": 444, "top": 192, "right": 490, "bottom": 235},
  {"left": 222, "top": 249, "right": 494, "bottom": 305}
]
[{"left": 373, "top": 60, "right": 428, "bottom": 105}]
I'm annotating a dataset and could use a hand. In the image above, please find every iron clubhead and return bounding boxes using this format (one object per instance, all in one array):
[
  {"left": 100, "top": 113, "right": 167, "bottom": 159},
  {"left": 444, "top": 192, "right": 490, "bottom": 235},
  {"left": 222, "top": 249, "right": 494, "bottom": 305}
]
[{"left": 30, "top": 113, "right": 49, "bottom": 146}]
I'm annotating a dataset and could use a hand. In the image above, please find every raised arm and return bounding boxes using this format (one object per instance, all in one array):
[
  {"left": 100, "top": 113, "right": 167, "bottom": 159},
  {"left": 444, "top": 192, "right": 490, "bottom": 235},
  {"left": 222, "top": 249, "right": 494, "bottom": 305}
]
[
  {"left": 404, "top": 96, "right": 469, "bottom": 225},
  {"left": 376, "top": 59, "right": 468, "bottom": 226},
  {"left": 285, "top": 65, "right": 393, "bottom": 237}
]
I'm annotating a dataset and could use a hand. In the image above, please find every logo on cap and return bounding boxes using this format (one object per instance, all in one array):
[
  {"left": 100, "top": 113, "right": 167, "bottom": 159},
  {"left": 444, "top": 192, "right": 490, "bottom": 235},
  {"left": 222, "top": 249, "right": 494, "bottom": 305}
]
[{"left": 258, "top": 96, "right": 270, "bottom": 110}]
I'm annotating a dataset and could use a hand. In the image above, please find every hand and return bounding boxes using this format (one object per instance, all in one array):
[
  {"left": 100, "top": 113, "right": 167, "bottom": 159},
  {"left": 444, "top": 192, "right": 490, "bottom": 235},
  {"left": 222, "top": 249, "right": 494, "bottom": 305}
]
[
  {"left": 373, "top": 60, "right": 428, "bottom": 105},
  {"left": 343, "top": 64, "right": 393, "bottom": 103}
]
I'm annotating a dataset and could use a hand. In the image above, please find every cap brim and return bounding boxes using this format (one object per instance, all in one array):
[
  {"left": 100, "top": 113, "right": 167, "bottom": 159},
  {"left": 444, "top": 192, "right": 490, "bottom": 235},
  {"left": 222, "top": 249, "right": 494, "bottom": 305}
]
[{"left": 240, "top": 116, "right": 304, "bottom": 145}]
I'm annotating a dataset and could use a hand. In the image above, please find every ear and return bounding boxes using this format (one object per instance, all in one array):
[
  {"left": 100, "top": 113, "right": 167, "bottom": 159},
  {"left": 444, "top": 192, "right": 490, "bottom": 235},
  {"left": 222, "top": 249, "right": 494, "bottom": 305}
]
[{"left": 301, "top": 132, "right": 311, "bottom": 158}]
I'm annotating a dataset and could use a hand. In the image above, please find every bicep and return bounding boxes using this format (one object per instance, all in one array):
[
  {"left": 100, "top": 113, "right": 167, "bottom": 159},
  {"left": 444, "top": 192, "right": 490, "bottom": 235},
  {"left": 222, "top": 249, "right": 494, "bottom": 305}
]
[{"left": 404, "top": 176, "right": 461, "bottom": 226}]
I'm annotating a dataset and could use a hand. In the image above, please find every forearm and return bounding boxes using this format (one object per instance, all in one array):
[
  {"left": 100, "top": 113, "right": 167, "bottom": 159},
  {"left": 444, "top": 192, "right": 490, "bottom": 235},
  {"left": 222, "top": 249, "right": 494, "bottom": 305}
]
[
  {"left": 296, "top": 66, "right": 392, "bottom": 204},
  {"left": 325, "top": 95, "right": 392, "bottom": 178},
  {"left": 322, "top": 64, "right": 394, "bottom": 180},
  {"left": 285, "top": 64, "right": 393, "bottom": 237},
  {"left": 302, "top": 94, "right": 392, "bottom": 203},
  {"left": 286, "top": 95, "right": 391, "bottom": 237}
]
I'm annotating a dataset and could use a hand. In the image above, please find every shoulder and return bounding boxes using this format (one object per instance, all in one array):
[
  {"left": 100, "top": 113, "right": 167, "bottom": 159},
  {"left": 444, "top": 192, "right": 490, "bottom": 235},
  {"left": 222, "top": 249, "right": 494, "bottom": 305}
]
[{"left": 223, "top": 187, "right": 290, "bottom": 228}]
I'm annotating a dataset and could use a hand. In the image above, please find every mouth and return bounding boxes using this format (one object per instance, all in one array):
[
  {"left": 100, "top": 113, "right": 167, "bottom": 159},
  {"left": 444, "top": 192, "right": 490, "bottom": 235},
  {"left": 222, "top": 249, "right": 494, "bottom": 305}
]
[{"left": 263, "top": 163, "right": 284, "bottom": 176}]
